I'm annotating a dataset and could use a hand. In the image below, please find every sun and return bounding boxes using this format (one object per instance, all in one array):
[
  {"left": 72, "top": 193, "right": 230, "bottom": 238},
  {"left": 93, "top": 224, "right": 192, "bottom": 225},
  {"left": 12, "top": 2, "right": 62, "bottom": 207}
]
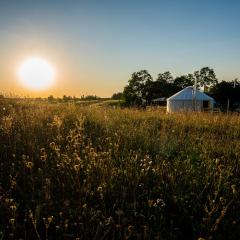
[{"left": 18, "top": 57, "right": 55, "bottom": 91}]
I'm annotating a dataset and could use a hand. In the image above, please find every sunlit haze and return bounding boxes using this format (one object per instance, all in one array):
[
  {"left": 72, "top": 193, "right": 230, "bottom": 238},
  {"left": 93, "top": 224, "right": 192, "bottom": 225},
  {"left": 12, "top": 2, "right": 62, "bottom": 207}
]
[{"left": 0, "top": 0, "right": 240, "bottom": 97}]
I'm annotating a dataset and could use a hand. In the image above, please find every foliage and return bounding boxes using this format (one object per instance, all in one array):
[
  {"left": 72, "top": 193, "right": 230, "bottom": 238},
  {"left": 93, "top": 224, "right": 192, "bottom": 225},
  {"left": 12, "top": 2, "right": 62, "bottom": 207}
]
[
  {"left": 209, "top": 79, "right": 240, "bottom": 111},
  {"left": 111, "top": 92, "right": 123, "bottom": 100},
  {"left": 81, "top": 95, "right": 101, "bottom": 101},
  {"left": 174, "top": 74, "right": 195, "bottom": 89},
  {"left": 156, "top": 71, "right": 174, "bottom": 84},
  {"left": 194, "top": 67, "right": 218, "bottom": 90},
  {"left": 123, "top": 70, "right": 153, "bottom": 106},
  {"left": 123, "top": 67, "right": 219, "bottom": 106},
  {"left": 0, "top": 99, "right": 240, "bottom": 239}
]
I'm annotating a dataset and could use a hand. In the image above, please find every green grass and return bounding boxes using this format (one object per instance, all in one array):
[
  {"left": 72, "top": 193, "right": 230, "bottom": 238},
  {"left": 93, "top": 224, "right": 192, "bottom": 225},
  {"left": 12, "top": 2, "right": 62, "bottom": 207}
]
[{"left": 0, "top": 99, "right": 240, "bottom": 239}]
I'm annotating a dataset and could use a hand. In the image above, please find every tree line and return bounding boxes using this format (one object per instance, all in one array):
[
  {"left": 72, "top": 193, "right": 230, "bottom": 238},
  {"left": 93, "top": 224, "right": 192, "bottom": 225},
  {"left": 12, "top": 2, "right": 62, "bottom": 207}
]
[{"left": 118, "top": 67, "right": 240, "bottom": 111}]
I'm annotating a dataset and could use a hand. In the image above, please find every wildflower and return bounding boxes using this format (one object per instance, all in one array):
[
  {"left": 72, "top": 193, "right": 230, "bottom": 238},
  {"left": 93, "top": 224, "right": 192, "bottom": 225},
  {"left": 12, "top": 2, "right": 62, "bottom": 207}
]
[
  {"left": 40, "top": 155, "right": 47, "bottom": 162},
  {"left": 157, "top": 198, "right": 166, "bottom": 207},
  {"left": 25, "top": 161, "right": 33, "bottom": 169},
  {"left": 11, "top": 179, "right": 16, "bottom": 188},
  {"left": 29, "top": 210, "right": 33, "bottom": 219},
  {"left": 231, "top": 185, "right": 237, "bottom": 194},
  {"left": 220, "top": 197, "right": 226, "bottom": 205},
  {"left": 82, "top": 203, "right": 87, "bottom": 208},
  {"left": 9, "top": 218, "right": 15, "bottom": 224},
  {"left": 74, "top": 164, "right": 80, "bottom": 172},
  {"left": 40, "top": 148, "right": 45, "bottom": 154},
  {"left": 148, "top": 200, "right": 154, "bottom": 207},
  {"left": 53, "top": 115, "right": 62, "bottom": 127},
  {"left": 10, "top": 205, "right": 17, "bottom": 211},
  {"left": 67, "top": 136, "right": 72, "bottom": 142},
  {"left": 48, "top": 216, "right": 53, "bottom": 224},
  {"left": 128, "top": 225, "right": 134, "bottom": 232},
  {"left": 97, "top": 186, "right": 103, "bottom": 193},
  {"left": 49, "top": 142, "right": 56, "bottom": 149},
  {"left": 218, "top": 164, "right": 224, "bottom": 172}
]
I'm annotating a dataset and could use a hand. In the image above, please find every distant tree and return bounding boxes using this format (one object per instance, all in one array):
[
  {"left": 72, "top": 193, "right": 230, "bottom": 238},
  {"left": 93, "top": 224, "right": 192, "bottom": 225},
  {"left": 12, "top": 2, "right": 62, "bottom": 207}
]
[
  {"left": 194, "top": 67, "right": 218, "bottom": 91},
  {"left": 122, "top": 68, "right": 219, "bottom": 106},
  {"left": 156, "top": 71, "right": 174, "bottom": 83},
  {"left": 83, "top": 95, "right": 100, "bottom": 101},
  {"left": 63, "top": 95, "right": 73, "bottom": 101},
  {"left": 210, "top": 79, "right": 240, "bottom": 110},
  {"left": 0, "top": 94, "right": 4, "bottom": 99},
  {"left": 63, "top": 95, "right": 68, "bottom": 101},
  {"left": 174, "top": 74, "right": 194, "bottom": 89},
  {"left": 111, "top": 92, "right": 123, "bottom": 100},
  {"left": 47, "top": 95, "right": 54, "bottom": 102},
  {"left": 151, "top": 71, "right": 179, "bottom": 99},
  {"left": 123, "top": 70, "right": 153, "bottom": 105}
]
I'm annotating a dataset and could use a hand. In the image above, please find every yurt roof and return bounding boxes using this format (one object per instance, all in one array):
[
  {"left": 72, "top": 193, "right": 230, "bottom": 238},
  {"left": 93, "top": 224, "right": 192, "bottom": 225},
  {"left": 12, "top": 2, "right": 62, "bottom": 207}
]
[{"left": 167, "top": 86, "right": 214, "bottom": 101}]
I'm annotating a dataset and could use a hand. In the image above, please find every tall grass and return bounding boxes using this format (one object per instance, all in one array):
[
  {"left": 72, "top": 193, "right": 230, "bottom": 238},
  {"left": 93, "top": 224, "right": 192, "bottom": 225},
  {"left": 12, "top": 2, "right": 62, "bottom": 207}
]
[{"left": 0, "top": 99, "right": 240, "bottom": 239}]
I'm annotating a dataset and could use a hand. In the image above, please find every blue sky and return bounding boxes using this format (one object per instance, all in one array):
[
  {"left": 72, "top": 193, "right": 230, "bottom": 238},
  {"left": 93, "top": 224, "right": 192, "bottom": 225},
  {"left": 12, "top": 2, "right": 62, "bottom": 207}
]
[{"left": 0, "top": 0, "right": 240, "bottom": 97}]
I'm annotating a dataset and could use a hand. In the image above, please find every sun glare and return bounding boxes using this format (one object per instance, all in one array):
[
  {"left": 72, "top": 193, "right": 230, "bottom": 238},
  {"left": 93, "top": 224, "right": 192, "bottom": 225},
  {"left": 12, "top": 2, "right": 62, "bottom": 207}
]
[{"left": 18, "top": 58, "right": 55, "bottom": 91}]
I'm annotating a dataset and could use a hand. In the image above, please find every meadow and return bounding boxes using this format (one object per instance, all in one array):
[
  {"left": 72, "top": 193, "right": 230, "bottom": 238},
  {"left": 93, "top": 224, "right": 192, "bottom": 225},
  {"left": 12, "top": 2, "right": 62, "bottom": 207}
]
[{"left": 0, "top": 99, "right": 240, "bottom": 240}]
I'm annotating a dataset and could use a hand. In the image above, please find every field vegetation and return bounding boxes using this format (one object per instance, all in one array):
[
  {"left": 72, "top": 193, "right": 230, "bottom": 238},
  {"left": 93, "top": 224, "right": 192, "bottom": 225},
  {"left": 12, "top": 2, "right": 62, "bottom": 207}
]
[{"left": 0, "top": 99, "right": 240, "bottom": 239}]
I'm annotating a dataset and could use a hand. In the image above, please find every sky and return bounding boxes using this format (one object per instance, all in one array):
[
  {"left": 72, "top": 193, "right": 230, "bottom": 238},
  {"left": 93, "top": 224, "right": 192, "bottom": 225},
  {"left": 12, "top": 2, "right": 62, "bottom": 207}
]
[{"left": 0, "top": 0, "right": 240, "bottom": 97}]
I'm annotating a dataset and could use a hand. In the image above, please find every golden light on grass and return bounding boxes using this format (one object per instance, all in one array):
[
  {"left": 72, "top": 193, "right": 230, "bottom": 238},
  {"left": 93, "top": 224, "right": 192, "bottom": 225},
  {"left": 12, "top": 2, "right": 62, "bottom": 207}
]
[{"left": 18, "top": 57, "right": 55, "bottom": 91}]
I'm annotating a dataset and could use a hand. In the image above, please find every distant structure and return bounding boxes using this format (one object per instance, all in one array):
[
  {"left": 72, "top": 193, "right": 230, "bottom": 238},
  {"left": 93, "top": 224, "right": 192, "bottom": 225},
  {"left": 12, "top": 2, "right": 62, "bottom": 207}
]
[
  {"left": 151, "top": 97, "right": 166, "bottom": 105},
  {"left": 167, "top": 86, "right": 214, "bottom": 113}
]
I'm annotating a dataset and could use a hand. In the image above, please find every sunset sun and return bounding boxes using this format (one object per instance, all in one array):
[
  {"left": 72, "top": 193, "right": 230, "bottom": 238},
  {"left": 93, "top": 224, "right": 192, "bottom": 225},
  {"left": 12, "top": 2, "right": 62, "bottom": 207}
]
[{"left": 18, "top": 58, "right": 55, "bottom": 91}]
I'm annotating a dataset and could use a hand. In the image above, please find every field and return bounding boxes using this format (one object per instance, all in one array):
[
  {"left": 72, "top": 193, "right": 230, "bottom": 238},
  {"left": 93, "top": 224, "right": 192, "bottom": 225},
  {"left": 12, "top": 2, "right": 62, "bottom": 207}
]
[{"left": 0, "top": 99, "right": 240, "bottom": 240}]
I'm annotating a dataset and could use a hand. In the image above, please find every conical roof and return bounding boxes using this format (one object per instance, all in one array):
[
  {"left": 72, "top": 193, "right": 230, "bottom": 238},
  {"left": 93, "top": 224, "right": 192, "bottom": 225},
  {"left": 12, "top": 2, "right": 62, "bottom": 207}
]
[{"left": 167, "top": 86, "right": 214, "bottom": 101}]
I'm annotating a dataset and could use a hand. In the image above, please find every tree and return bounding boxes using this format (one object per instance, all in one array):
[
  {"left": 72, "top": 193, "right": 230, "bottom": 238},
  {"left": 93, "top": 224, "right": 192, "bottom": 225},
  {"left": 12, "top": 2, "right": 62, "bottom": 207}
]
[
  {"left": 111, "top": 92, "right": 123, "bottom": 100},
  {"left": 123, "top": 70, "right": 153, "bottom": 105},
  {"left": 174, "top": 74, "right": 194, "bottom": 89},
  {"left": 210, "top": 79, "right": 240, "bottom": 110},
  {"left": 47, "top": 95, "right": 54, "bottom": 102},
  {"left": 156, "top": 71, "right": 174, "bottom": 83},
  {"left": 83, "top": 95, "right": 100, "bottom": 101},
  {"left": 194, "top": 67, "right": 218, "bottom": 91},
  {"left": 151, "top": 71, "right": 179, "bottom": 99}
]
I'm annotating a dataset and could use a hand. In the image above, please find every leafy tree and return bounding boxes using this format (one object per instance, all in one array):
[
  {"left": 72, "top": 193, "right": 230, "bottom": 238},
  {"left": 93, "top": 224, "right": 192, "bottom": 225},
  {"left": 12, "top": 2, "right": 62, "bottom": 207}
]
[
  {"left": 123, "top": 70, "right": 153, "bottom": 105},
  {"left": 174, "top": 74, "right": 194, "bottom": 89},
  {"left": 156, "top": 71, "right": 174, "bottom": 83},
  {"left": 83, "top": 95, "right": 100, "bottom": 101},
  {"left": 210, "top": 79, "right": 240, "bottom": 110},
  {"left": 194, "top": 67, "right": 218, "bottom": 91},
  {"left": 47, "top": 95, "right": 55, "bottom": 102},
  {"left": 151, "top": 71, "right": 180, "bottom": 99},
  {"left": 111, "top": 92, "right": 123, "bottom": 100}
]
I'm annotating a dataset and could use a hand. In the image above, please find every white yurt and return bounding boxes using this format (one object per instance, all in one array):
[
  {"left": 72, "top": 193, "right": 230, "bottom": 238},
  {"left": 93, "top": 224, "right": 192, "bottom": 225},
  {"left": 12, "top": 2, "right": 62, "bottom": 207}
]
[{"left": 167, "top": 86, "right": 214, "bottom": 113}]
